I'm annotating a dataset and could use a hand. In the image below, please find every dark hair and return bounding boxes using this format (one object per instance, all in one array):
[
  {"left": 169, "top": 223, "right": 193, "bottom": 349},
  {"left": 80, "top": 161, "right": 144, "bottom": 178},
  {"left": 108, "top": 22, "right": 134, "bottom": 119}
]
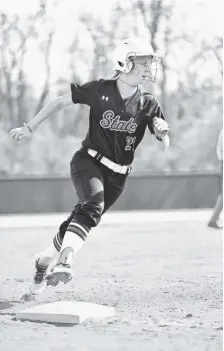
[{"left": 110, "top": 71, "right": 120, "bottom": 80}]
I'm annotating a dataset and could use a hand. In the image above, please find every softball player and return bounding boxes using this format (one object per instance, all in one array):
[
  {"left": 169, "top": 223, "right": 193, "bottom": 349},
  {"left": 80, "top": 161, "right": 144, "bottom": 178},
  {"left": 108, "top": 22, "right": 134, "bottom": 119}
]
[{"left": 9, "top": 38, "right": 170, "bottom": 295}]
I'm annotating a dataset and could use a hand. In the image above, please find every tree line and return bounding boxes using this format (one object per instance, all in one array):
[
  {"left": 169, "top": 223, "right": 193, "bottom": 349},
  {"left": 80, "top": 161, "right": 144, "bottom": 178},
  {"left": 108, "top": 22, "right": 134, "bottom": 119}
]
[{"left": 0, "top": 0, "right": 222, "bottom": 175}]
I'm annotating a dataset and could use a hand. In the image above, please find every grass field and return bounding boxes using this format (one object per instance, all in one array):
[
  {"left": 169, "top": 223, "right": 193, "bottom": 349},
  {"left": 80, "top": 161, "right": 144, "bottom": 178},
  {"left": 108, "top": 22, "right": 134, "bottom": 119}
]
[{"left": 0, "top": 212, "right": 222, "bottom": 351}]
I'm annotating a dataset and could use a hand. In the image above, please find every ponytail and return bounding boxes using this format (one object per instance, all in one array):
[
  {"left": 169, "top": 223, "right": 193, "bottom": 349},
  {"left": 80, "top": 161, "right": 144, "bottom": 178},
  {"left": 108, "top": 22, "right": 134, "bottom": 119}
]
[{"left": 110, "top": 71, "right": 120, "bottom": 80}]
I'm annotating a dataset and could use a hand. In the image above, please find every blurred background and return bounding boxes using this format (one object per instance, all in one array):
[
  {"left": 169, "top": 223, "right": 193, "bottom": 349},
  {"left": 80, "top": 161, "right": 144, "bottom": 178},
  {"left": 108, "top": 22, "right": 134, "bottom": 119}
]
[{"left": 0, "top": 0, "right": 223, "bottom": 213}]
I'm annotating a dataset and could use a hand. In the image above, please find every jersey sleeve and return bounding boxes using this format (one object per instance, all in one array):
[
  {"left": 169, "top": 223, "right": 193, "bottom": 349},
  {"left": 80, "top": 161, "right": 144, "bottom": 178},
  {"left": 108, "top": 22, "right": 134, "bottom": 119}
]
[
  {"left": 70, "top": 80, "right": 98, "bottom": 106},
  {"left": 145, "top": 95, "right": 166, "bottom": 137}
]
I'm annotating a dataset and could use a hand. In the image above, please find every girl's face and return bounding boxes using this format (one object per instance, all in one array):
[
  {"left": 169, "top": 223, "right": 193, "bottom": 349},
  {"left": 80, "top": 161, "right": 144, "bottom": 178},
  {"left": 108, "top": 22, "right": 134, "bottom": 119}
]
[{"left": 131, "top": 55, "right": 160, "bottom": 83}]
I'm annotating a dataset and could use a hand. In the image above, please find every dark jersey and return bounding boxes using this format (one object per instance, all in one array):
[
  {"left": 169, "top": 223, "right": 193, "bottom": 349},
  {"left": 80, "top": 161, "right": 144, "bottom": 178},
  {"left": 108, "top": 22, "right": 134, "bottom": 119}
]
[{"left": 71, "top": 79, "right": 166, "bottom": 165}]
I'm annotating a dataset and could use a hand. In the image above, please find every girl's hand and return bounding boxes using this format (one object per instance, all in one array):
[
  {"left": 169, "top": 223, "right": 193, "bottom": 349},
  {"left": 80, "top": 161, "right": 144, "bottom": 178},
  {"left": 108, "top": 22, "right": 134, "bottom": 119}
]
[
  {"left": 153, "top": 117, "right": 169, "bottom": 139},
  {"left": 9, "top": 124, "right": 33, "bottom": 141}
]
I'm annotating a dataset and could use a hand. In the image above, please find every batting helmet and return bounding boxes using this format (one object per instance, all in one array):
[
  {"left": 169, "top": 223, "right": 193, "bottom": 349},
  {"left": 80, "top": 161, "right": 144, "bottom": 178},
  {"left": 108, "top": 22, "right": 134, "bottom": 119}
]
[{"left": 112, "top": 37, "right": 161, "bottom": 81}]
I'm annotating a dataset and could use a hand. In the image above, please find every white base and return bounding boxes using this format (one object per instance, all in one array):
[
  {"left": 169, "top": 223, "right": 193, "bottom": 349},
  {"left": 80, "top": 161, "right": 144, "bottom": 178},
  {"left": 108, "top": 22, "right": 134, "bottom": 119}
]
[{"left": 16, "top": 301, "right": 115, "bottom": 324}]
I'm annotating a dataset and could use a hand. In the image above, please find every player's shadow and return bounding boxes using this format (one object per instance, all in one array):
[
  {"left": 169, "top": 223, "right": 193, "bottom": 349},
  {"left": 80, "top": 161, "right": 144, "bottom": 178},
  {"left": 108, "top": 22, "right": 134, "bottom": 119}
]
[
  {"left": 0, "top": 299, "right": 21, "bottom": 311},
  {"left": 0, "top": 299, "right": 21, "bottom": 317}
]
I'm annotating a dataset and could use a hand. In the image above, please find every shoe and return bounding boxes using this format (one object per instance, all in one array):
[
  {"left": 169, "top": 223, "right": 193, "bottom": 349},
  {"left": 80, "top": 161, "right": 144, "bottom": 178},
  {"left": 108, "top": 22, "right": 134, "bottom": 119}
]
[
  {"left": 46, "top": 263, "right": 73, "bottom": 285},
  {"left": 207, "top": 221, "right": 223, "bottom": 229},
  {"left": 29, "top": 257, "right": 59, "bottom": 295},
  {"left": 29, "top": 258, "right": 48, "bottom": 295}
]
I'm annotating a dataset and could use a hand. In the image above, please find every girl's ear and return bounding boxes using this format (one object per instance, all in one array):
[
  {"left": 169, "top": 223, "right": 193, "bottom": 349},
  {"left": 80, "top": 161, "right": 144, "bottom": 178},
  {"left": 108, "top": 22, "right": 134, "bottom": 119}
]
[{"left": 127, "top": 61, "right": 134, "bottom": 72}]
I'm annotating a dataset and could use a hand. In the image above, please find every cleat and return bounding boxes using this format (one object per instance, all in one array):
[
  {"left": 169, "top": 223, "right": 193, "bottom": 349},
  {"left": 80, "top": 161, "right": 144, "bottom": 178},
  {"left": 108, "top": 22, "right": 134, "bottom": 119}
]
[
  {"left": 46, "top": 263, "right": 73, "bottom": 285},
  {"left": 46, "top": 275, "right": 59, "bottom": 287},
  {"left": 29, "top": 258, "right": 48, "bottom": 295}
]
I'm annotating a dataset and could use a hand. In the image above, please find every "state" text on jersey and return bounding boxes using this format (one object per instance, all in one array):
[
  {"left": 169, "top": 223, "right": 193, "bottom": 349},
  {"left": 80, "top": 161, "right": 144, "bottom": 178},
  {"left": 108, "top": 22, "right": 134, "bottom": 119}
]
[{"left": 100, "top": 110, "right": 137, "bottom": 134}]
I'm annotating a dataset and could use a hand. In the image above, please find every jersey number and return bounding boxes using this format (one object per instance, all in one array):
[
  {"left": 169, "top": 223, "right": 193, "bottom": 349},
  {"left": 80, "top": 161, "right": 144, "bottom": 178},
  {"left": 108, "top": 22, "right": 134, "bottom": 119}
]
[{"left": 125, "top": 136, "right": 136, "bottom": 151}]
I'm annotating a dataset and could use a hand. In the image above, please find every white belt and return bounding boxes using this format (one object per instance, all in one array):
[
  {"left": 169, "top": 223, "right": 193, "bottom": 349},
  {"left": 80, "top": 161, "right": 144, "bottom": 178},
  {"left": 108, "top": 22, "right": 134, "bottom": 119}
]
[{"left": 87, "top": 149, "right": 132, "bottom": 175}]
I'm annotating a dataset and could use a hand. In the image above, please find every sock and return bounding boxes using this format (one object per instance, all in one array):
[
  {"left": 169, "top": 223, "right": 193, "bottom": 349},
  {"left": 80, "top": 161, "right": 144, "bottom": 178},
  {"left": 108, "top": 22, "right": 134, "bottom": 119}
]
[
  {"left": 53, "top": 231, "right": 63, "bottom": 252},
  {"left": 58, "top": 232, "right": 84, "bottom": 265},
  {"left": 36, "top": 243, "right": 60, "bottom": 266},
  {"left": 58, "top": 221, "right": 89, "bottom": 265}
]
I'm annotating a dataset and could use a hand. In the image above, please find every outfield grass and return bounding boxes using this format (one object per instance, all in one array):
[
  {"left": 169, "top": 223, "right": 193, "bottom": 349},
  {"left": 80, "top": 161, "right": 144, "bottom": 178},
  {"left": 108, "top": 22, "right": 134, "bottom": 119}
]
[{"left": 0, "top": 215, "right": 222, "bottom": 351}]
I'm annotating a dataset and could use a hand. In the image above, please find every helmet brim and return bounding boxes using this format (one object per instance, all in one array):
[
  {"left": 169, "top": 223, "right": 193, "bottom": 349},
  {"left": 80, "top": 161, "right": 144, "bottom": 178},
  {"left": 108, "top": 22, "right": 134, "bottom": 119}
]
[{"left": 127, "top": 52, "right": 161, "bottom": 62}]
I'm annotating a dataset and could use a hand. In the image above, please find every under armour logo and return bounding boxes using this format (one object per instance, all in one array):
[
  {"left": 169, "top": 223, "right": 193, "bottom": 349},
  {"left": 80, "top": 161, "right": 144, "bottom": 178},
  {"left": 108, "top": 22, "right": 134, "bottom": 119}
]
[{"left": 102, "top": 96, "right": 109, "bottom": 101}]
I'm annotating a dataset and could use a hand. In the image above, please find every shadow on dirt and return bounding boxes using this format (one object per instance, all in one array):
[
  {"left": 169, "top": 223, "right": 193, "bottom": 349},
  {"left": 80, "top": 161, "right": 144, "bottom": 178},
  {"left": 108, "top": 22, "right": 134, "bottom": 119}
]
[
  {"left": 0, "top": 300, "right": 17, "bottom": 310},
  {"left": 0, "top": 299, "right": 21, "bottom": 316}
]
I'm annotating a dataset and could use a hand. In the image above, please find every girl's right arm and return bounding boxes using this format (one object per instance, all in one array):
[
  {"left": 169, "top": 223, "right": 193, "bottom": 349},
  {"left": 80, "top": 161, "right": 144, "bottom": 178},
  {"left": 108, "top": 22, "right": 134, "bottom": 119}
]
[
  {"left": 28, "top": 93, "right": 73, "bottom": 132},
  {"left": 9, "top": 93, "right": 73, "bottom": 141}
]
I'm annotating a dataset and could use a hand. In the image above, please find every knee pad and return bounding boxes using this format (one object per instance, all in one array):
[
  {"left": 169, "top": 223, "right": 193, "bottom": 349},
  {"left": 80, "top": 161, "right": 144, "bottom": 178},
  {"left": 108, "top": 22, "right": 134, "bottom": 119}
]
[{"left": 74, "top": 201, "right": 104, "bottom": 228}]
